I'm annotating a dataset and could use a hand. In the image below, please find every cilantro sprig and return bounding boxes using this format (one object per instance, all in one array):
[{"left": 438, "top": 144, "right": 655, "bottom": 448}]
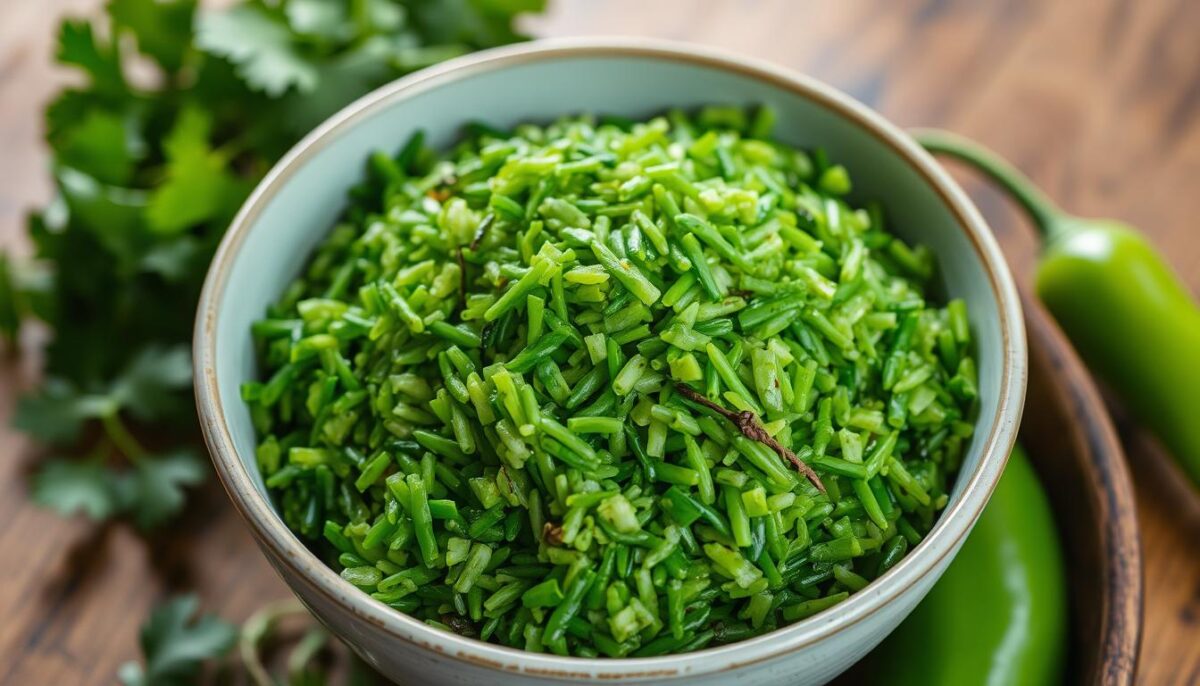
[
  {"left": 118, "top": 595, "right": 238, "bottom": 686},
  {"left": 120, "top": 596, "right": 384, "bottom": 685},
  {"left": 4, "top": 0, "right": 542, "bottom": 529}
]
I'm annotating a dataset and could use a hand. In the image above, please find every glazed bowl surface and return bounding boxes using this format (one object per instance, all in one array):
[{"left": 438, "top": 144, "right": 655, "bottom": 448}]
[{"left": 195, "top": 37, "right": 1026, "bottom": 686}]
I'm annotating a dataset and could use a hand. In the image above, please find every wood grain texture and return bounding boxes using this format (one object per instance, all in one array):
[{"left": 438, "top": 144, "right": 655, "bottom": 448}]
[
  {"left": 0, "top": 0, "right": 1197, "bottom": 683},
  {"left": 1017, "top": 297, "right": 1142, "bottom": 685}
]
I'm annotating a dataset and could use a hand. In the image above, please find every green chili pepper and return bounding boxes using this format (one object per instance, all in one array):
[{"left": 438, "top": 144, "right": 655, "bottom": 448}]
[
  {"left": 918, "top": 130, "right": 1200, "bottom": 485},
  {"left": 872, "top": 445, "right": 1067, "bottom": 685}
]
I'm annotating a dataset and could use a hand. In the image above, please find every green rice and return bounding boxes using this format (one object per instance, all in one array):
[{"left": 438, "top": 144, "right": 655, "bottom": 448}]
[{"left": 242, "top": 106, "right": 979, "bottom": 657}]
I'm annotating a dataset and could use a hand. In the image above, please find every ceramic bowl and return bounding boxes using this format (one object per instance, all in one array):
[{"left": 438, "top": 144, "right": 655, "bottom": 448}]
[{"left": 195, "top": 38, "right": 1026, "bottom": 685}]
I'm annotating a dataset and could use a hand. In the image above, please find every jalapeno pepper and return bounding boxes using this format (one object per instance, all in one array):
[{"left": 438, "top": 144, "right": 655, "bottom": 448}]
[
  {"left": 917, "top": 131, "right": 1200, "bottom": 486},
  {"left": 872, "top": 445, "right": 1067, "bottom": 685}
]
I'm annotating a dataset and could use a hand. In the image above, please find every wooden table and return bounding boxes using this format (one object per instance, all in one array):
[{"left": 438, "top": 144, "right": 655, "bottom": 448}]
[{"left": 1, "top": 0, "right": 1197, "bottom": 683}]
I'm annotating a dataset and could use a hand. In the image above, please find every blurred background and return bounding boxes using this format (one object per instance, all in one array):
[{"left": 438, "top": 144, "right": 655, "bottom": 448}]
[{"left": 0, "top": 0, "right": 1196, "bottom": 684}]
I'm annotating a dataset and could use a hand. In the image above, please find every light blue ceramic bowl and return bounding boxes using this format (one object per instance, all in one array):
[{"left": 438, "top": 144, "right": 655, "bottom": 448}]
[{"left": 195, "top": 38, "right": 1026, "bottom": 686}]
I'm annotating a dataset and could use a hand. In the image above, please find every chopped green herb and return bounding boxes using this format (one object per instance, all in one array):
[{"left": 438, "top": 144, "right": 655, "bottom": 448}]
[{"left": 247, "top": 107, "right": 978, "bottom": 656}]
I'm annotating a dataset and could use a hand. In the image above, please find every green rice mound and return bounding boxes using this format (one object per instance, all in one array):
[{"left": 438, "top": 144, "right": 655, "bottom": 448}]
[{"left": 242, "top": 106, "right": 979, "bottom": 657}]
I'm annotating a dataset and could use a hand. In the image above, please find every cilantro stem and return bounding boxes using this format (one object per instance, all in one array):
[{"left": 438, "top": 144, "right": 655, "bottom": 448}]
[
  {"left": 102, "top": 412, "right": 147, "bottom": 463},
  {"left": 240, "top": 599, "right": 309, "bottom": 686}
]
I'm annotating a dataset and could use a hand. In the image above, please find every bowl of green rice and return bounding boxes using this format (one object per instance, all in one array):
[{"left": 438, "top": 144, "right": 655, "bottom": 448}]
[{"left": 195, "top": 38, "right": 1025, "bottom": 686}]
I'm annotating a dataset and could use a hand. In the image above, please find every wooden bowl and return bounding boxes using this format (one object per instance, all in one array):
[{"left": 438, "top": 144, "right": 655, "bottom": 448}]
[
  {"left": 838, "top": 294, "right": 1143, "bottom": 684},
  {"left": 1018, "top": 294, "right": 1142, "bottom": 683}
]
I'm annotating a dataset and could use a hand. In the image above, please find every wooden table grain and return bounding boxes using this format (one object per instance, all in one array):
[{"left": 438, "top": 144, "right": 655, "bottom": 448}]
[{"left": 1, "top": 1, "right": 1197, "bottom": 683}]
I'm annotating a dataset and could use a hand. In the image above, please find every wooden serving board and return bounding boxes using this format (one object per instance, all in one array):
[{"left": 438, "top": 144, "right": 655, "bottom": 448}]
[{"left": 1, "top": 1, "right": 1199, "bottom": 684}]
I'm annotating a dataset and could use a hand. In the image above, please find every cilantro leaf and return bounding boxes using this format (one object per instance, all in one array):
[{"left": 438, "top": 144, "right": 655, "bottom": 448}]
[
  {"left": 196, "top": 5, "right": 319, "bottom": 97},
  {"left": 56, "top": 19, "right": 126, "bottom": 95},
  {"left": 31, "top": 459, "right": 123, "bottom": 520},
  {"left": 53, "top": 109, "right": 144, "bottom": 186},
  {"left": 284, "top": 0, "right": 356, "bottom": 42},
  {"left": 45, "top": 90, "right": 99, "bottom": 144},
  {"left": 406, "top": 0, "right": 544, "bottom": 48},
  {"left": 120, "top": 449, "right": 207, "bottom": 530},
  {"left": 13, "top": 345, "right": 189, "bottom": 446},
  {"left": 55, "top": 167, "right": 150, "bottom": 268},
  {"left": 110, "top": 345, "right": 194, "bottom": 422},
  {"left": 146, "top": 107, "right": 250, "bottom": 234},
  {"left": 31, "top": 448, "right": 205, "bottom": 529},
  {"left": 13, "top": 378, "right": 115, "bottom": 444},
  {"left": 139, "top": 235, "right": 204, "bottom": 282},
  {"left": 275, "top": 36, "right": 405, "bottom": 137},
  {"left": 118, "top": 595, "right": 237, "bottom": 686},
  {"left": 9, "top": 0, "right": 543, "bottom": 534},
  {"left": 108, "top": 0, "right": 197, "bottom": 74}
]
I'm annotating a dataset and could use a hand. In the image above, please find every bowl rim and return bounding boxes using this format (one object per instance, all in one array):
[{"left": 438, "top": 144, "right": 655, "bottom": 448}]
[{"left": 195, "top": 36, "right": 1027, "bottom": 679}]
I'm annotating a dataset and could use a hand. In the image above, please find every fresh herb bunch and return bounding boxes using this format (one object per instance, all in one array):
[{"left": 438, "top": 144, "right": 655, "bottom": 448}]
[
  {"left": 6, "top": 0, "right": 543, "bottom": 529},
  {"left": 245, "top": 107, "right": 980, "bottom": 656}
]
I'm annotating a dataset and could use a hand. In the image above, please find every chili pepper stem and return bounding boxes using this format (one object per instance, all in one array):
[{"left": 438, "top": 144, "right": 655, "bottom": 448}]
[
  {"left": 913, "top": 130, "right": 1068, "bottom": 242},
  {"left": 919, "top": 128, "right": 1200, "bottom": 487}
]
